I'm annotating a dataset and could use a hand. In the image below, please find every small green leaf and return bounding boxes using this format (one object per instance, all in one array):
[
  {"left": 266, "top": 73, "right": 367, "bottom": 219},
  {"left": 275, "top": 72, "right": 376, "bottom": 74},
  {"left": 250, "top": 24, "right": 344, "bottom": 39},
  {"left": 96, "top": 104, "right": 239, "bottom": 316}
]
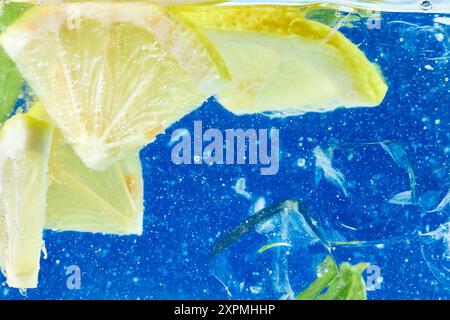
[
  {"left": 0, "top": 2, "right": 32, "bottom": 28},
  {"left": 296, "top": 256, "right": 369, "bottom": 300},
  {"left": 0, "top": 2, "right": 33, "bottom": 123},
  {"left": 296, "top": 256, "right": 339, "bottom": 300},
  {"left": 257, "top": 242, "right": 292, "bottom": 254}
]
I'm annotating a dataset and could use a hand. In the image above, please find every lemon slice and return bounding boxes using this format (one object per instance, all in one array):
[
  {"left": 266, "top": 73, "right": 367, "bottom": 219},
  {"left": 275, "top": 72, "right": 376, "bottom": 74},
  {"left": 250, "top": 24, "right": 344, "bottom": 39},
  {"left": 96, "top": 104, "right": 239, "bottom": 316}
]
[
  {"left": 0, "top": 3, "right": 229, "bottom": 169},
  {"left": 178, "top": 6, "right": 388, "bottom": 115},
  {"left": 29, "top": 102, "right": 144, "bottom": 235},
  {"left": 0, "top": 112, "right": 52, "bottom": 288}
]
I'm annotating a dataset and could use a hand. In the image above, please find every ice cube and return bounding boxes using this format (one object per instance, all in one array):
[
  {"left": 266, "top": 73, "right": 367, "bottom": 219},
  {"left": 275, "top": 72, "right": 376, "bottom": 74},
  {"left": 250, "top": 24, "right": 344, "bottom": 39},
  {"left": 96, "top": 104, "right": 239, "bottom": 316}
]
[{"left": 311, "top": 141, "right": 420, "bottom": 242}]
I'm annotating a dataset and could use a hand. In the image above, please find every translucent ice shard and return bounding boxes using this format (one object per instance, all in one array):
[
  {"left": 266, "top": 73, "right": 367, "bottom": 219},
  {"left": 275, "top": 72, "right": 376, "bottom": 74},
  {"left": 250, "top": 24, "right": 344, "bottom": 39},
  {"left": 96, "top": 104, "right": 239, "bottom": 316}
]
[
  {"left": 210, "top": 200, "right": 301, "bottom": 256},
  {"left": 313, "top": 146, "right": 348, "bottom": 197},
  {"left": 428, "top": 189, "right": 450, "bottom": 213},
  {"left": 311, "top": 140, "right": 419, "bottom": 243},
  {"left": 388, "top": 190, "right": 414, "bottom": 205},
  {"left": 232, "top": 177, "right": 252, "bottom": 199},
  {"left": 209, "top": 199, "right": 329, "bottom": 299},
  {"left": 380, "top": 141, "right": 416, "bottom": 199},
  {"left": 421, "top": 222, "right": 450, "bottom": 289},
  {"left": 421, "top": 189, "right": 450, "bottom": 290}
]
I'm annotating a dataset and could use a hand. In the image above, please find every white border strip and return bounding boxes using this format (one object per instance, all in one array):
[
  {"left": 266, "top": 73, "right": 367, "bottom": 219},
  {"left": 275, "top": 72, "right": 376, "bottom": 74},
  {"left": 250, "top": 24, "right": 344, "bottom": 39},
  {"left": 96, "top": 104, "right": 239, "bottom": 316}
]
[{"left": 219, "top": 0, "right": 450, "bottom": 14}]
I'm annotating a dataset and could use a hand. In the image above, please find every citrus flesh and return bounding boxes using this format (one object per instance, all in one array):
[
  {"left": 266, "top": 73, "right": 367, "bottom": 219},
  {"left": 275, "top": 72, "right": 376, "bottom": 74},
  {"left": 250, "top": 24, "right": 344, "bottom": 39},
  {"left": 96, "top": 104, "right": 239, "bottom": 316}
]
[
  {"left": 178, "top": 5, "right": 388, "bottom": 116},
  {"left": 29, "top": 102, "right": 144, "bottom": 235},
  {"left": 0, "top": 112, "right": 52, "bottom": 288},
  {"left": 0, "top": 3, "right": 229, "bottom": 169}
]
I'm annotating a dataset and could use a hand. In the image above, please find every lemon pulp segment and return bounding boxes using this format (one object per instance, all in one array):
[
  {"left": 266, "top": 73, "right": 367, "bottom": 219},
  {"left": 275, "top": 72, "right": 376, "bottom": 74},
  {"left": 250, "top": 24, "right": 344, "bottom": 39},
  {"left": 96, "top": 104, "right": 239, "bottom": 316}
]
[
  {"left": 0, "top": 112, "right": 52, "bottom": 288},
  {"left": 178, "top": 5, "right": 388, "bottom": 116},
  {"left": 0, "top": 3, "right": 229, "bottom": 169},
  {"left": 29, "top": 102, "right": 144, "bottom": 235}
]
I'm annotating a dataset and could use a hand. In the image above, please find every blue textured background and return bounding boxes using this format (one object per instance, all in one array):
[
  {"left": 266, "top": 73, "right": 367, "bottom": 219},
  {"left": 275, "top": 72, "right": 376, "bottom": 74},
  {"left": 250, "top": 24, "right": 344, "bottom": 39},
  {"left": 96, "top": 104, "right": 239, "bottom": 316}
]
[{"left": 1, "top": 11, "right": 449, "bottom": 300}]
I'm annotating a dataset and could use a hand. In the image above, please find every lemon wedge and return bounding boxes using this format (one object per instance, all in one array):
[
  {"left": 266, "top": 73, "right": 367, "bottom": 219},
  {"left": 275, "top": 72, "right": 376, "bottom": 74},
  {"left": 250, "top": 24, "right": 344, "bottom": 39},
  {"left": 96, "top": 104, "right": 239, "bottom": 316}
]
[
  {"left": 178, "top": 5, "right": 388, "bottom": 116},
  {"left": 29, "top": 102, "right": 144, "bottom": 235},
  {"left": 0, "top": 112, "right": 52, "bottom": 288},
  {"left": 0, "top": 3, "right": 229, "bottom": 169}
]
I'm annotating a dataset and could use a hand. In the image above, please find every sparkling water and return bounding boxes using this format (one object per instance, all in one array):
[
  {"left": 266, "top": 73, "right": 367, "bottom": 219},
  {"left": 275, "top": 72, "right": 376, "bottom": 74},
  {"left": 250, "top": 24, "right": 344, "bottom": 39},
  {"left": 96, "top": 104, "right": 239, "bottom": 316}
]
[{"left": 1, "top": 0, "right": 449, "bottom": 300}]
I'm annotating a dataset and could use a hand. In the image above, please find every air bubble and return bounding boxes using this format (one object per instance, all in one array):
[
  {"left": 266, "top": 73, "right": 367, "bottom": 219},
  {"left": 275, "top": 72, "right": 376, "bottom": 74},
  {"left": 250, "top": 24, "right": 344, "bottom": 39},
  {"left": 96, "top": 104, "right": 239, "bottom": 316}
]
[
  {"left": 249, "top": 286, "right": 262, "bottom": 295},
  {"left": 435, "top": 33, "right": 444, "bottom": 42},
  {"left": 420, "top": 0, "right": 433, "bottom": 11},
  {"left": 191, "top": 154, "right": 200, "bottom": 161},
  {"left": 297, "top": 158, "right": 306, "bottom": 168}
]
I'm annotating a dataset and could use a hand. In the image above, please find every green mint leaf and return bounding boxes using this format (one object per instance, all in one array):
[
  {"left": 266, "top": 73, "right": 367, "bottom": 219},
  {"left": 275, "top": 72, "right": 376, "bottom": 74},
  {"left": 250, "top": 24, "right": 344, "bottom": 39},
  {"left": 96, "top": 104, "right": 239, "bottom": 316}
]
[
  {"left": 296, "top": 256, "right": 369, "bottom": 300},
  {"left": 296, "top": 256, "right": 339, "bottom": 300},
  {"left": 0, "top": 2, "right": 33, "bottom": 123}
]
